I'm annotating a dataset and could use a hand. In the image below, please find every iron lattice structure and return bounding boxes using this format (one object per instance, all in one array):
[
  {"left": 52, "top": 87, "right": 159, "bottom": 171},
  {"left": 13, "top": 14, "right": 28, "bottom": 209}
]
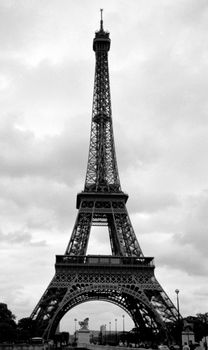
[{"left": 31, "top": 15, "right": 180, "bottom": 340}]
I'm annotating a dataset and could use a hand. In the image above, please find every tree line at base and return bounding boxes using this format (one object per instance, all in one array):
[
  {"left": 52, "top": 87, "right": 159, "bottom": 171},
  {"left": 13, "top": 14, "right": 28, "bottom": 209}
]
[{"left": 0, "top": 303, "right": 208, "bottom": 345}]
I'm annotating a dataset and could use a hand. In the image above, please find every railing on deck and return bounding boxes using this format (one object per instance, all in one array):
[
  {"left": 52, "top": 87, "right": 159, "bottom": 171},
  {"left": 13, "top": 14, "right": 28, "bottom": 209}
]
[{"left": 55, "top": 255, "right": 154, "bottom": 267}]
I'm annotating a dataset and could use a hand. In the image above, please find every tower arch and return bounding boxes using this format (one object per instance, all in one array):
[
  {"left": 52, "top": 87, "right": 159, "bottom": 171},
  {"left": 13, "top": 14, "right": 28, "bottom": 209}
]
[{"left": 44, "top": 284, "right": 166, "bottom": 339}]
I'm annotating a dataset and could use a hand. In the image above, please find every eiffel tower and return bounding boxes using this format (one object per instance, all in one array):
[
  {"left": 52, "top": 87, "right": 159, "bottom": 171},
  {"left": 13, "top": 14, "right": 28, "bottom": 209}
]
[{"left": 31, "top": 12, "right": 180, "bottom": 341}]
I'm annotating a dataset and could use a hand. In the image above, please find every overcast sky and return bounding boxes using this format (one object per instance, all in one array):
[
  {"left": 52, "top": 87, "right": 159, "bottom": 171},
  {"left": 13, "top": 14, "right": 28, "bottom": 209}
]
[{"left": 0, "top": 0, "right": 208, "bottom": 335}]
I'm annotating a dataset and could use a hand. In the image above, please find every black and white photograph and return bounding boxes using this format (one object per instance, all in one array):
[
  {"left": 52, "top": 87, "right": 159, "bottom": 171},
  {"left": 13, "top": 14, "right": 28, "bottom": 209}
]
[{"left": 0, "top": 0, "right": 208, "bottom": 347}]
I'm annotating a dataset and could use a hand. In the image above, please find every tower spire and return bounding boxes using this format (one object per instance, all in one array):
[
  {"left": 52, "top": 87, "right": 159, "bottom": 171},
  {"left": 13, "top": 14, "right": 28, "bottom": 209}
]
[
  {"left": 100, "top": 8, "right": 103, "bottom": 31},
  {"left": 87, "top": 12, "right": 119, "bottom": 192}
]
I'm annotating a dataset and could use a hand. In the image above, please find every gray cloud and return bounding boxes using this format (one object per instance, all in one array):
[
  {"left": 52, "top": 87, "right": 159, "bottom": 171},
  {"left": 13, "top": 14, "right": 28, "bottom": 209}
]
[
  {"left": 179, "top": 190, "right": 208, "bottom": 256},
  {"left": 158, "top": 240, "right": 208, "bottom": 277},
  {"left": 0, "top": 228, "right": 46, "bottom": 247},
  {"left": 0, "top": 2, "right": 39, "bottom": 51},
  {"left": 129, "top": 191, "right": 180, "bottom": 214},
  {"left": 0, "top": 115, "right": 87, "bottom": 184}
]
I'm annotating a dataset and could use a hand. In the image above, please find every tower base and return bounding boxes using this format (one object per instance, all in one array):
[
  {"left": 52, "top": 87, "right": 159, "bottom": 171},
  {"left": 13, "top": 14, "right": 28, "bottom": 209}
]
[{"left": 31, "top": 255, "right": 178, "bottom": 340}]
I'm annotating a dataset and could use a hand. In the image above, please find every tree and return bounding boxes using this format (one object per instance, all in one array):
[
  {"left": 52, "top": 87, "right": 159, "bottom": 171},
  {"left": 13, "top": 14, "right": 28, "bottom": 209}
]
[
  {"left": 196, "top": 313, "right": 208, "bottom": 346},
  {"left": 0, "top": 303, "right": 16, "bottom": 324},
  {"left": 17, "top": 317, "right": 37, "bottom": 342},
  {"left": 185, "top": 314, "right": 208, "bottom": 343},
  {"left": 0, "top": 303, "right": 17, "bottom": 343}
]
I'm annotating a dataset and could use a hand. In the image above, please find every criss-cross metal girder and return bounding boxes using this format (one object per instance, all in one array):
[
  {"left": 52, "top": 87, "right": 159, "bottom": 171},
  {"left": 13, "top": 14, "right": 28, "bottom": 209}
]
[
  {"left": 31, "top": 15, "right": 181, "bottom": 341},
  {"left": 65, "top": 193, "right": 144, "bottom": 257},
  {"left": 85, "top": 24, "right": 120, "bottom": 193},
  {"left": 65, "top": 22, "right": 143, "bottom": 257},
  {"left": 31, "top": 256, "right": 179, "bottom": 340}
]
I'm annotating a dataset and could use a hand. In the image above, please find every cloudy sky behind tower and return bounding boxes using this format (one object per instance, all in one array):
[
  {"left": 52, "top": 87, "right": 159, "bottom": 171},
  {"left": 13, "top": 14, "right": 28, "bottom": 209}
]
[{"left": 0, "top": 0, "right": 208, "bottom": 334}]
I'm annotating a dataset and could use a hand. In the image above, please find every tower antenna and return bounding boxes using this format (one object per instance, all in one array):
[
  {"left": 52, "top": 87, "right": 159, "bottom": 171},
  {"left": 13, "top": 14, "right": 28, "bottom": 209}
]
[{"left": 100, "top": 8, "right": 103, "bottom": 30}]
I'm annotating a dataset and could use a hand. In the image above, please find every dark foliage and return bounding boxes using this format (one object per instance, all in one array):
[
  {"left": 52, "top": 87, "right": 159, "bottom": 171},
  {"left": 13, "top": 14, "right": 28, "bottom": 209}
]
[
  {"left": 0, "top": 303, "right": 17, "bottom": 342},
  {"left": 17, "top": 317, "right": 38, "bottom": 342}
]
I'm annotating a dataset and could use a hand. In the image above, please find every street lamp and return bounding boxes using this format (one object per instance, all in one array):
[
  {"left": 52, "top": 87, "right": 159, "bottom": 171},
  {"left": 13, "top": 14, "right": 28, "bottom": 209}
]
[
  {"left": 74, "top": 318, "right": 77, "bottom": 342},
  {"left": 115, "top": 318, "right": 117, "bottom": 343},
  {"left": 122, "top": 314, "right": 125, "bottom": 333},
  {"left": 122, "top": 315, "right": 125, "bottom": 345},
  {"left": 175, "top": 289, "right": 181, "bottom": 348},
  {"left": 109, "top": 321, "right": 111, "bottom": 344},
  {"left": 175, "top": 289, "right": 180, "bottom": 316}
]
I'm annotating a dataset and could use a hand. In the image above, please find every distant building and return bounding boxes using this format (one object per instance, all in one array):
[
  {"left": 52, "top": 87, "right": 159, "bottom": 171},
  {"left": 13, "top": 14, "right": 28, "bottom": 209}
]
[{"left": 100, "top": 325, "right": 106, "bottom": 334}]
